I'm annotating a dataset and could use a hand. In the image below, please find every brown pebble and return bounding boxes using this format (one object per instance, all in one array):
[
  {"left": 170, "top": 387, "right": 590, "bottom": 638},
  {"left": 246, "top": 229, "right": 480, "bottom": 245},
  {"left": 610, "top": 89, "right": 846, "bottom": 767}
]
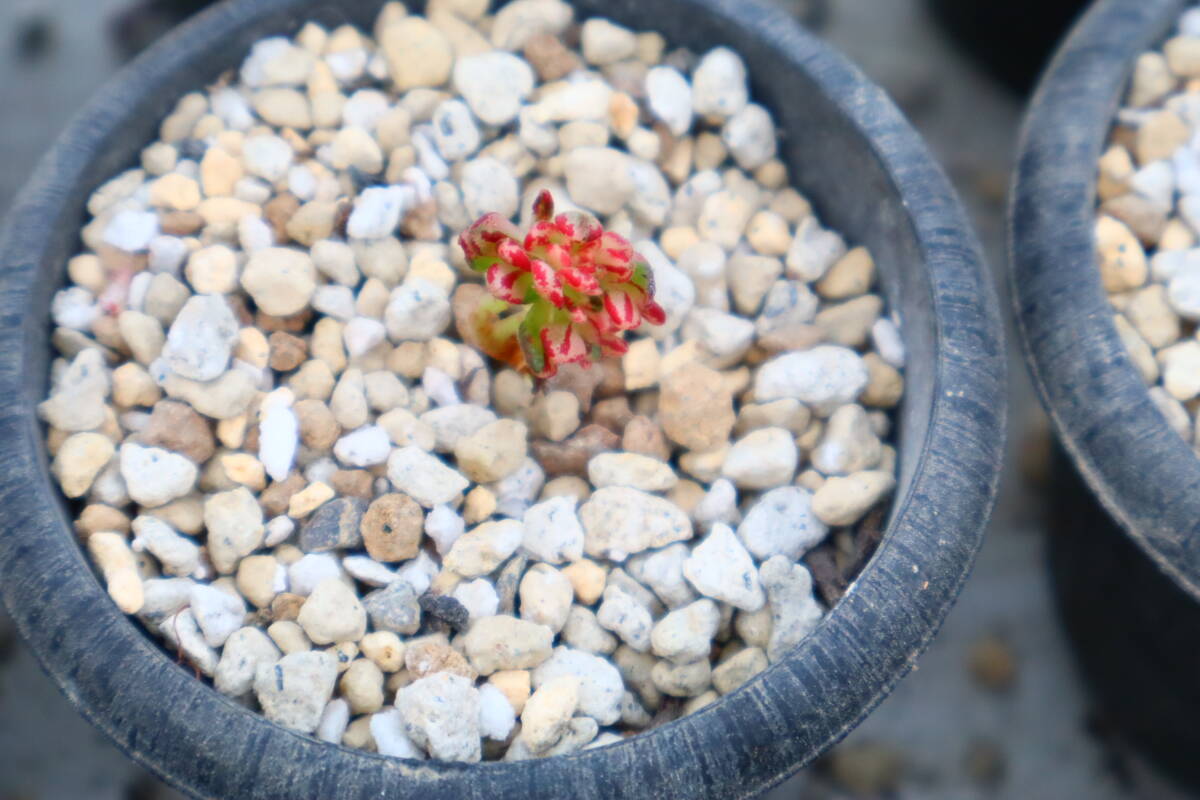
[
  {"left": 270, "top": 592, "right": 306, "bottom": 621},
  {"left": 591, "top": 396, "right": 634, "bottom": 433},
  {"left": 259, "top": 473, "right": 307, "bottom": 518},
  {"left": 263, "top": 193, "right": 301, "bottom": 241},
  {"left": 256, "top": 308, "right": 312, "bottom": 333},
  {"left": 621, "top": 415, "right": 671, "bottom": 461},
  {"left": 295, "top": 399, "right": 341, "bottom": 451},
  {"left": 75, "top": 504, "right": 132, "bottom": 539},
  {"left": 531, "top": 424, "right": 620, "bottom": 477},
  {"left": 268, "top": 331, "right": 308, "bottom": 371},
  {"left": 404, "top": 640, "right": 477, "bottom": 680},
  {"left": 138, "top": 399, "right": 216, "bottom": 464},
  {"left": 331, "top": 469, "right": 375, "bottom": 500},
  {"left": 159, "top": 210, "right": 204, "bottom": 236},
  {"left": 523, "top": 33, "right": 580, "bottom": 81},
  {"left": 967, "top": 634, "right": 1017, "bottom": 691},
  {"left": 361, "top": 493, "right": 424, "bottom": 562}
]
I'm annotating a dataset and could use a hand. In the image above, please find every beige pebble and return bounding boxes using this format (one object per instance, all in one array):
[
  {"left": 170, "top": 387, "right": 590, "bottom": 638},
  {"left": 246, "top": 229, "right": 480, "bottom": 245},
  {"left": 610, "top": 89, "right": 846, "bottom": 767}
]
[
  {"left": 561, "top": 558, "right": 606, "bottom": 605},
  {"left": 812, "top": 470, "right": 897, "bottom": 526},
  {"left": 288, "top": 481, "right": 336, "bottom": 517},
  {"left": 488, "top": 669, "right": 532, "bottom": 715},
  {"left": 53, "top": 432, "right": 115, "bottom": 498},
  {"left": 1135, "top": 110, "right": 1190, "bottom": 165},
  {"left": 1095, "top": 215, "right": 1148, "bottom": 292},
  {"left": 88, "top": 532, "right": 143, "bottom": 614},
  {"left": 361, "top": 631, "right": 406, "bottom": 672},
  {"left": 150, "top": 174, "right": 202, "bottom": 211}
]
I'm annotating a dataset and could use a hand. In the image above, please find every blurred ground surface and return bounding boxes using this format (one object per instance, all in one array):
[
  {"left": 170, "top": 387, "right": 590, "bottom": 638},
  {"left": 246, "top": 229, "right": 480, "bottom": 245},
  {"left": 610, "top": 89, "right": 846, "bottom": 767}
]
[{"left": 0, "top": 0, "right": 1189, "bottom": 798}]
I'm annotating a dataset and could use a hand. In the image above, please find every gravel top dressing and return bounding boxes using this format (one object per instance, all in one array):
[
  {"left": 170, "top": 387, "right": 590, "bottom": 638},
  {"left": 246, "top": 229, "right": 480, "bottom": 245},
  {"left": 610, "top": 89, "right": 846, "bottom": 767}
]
[
  {"left": 41, "top": 0, "right": 905, "bottom": 763},
  {"left": 1098, "top": 6, "right": 1200, "bottom": 446}
]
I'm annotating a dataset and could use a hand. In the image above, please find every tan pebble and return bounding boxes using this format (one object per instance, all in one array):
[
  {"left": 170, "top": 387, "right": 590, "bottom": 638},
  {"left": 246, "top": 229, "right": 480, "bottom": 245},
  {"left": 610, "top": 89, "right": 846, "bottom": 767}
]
[
  {"left": 311, "top": 317, "right": 347, "bottom": 373},
  {"left": 242, "top": 247, "right": 318, "bottom": 317},
  {"left": 658, "top": 362, "right": 735, "bottom": 451},
  {"left": 289, "top": 359, "right": 336, "bottom": 400},
  {"left": 796, "top": 469, "right": 825, "bottom": 491},
  {"left": 660, "top": 226, "right": 700, "bottom": 260},
  {"left": 111, "top": 363, "right": 161, "bottom": 408},
  {"left": 405, "top": 640, "right": 478, "bottom": 680},
  {"left": 622, "top": 416, "right": 671, "bottom": 462},
  {"left": 361, "top": 631, "right": 406, "bottom": 672},
  {"left": 233, "top": 328, "right": 270, "bottom": 369},
  {"left": 53, "top": 432, "right": 115, "bottom": 498},
  {"left": 222, "top": 453, "right": 267, "bottom": 490},
  {"left": 88, "top": 532, "right": 143, "bottom": 614},
  {"left": 455, "top": 419, "right": 528, "bottom": 483},
  {"left": 75, "top": 504, "right": 131, "bottom": 538},
  {"left": 530, "top": 390, "right": 581, "bottom": 442},
  {"left": 861, "top": 353, "right": 904, "bottom": 409},
  {"left": 463, "top": 486, "right": 497, "bottom": 524},
  {"left": 67, "top": 254, "right": 106, "bottom": 294},
  {"left": 746, "top": 211, "right": 790, "bottom": 256},
  {"left": 237, "top": 555, "right": 283, "bottom": 609},
  {"left": 666, "top": 478, "right": 706, "bottom": 516},
  {"left": 341, "top": 659, "right": 386, "bottom": 714},
  {"left": 1095, "top": 215, "right": 1148, "bottom": 292},
  {"left": 288, "top": 481, "right": 336, "bottom": 518},
  {"left": 1160, "top": 217, "right": 1196, "bottom": 251},
  {"left": 185, "top": 245, "right": 239, "bottom": 294},
  {"left": 330, "top": 469, "right": 374, "bottom": 501},
  {"left": 360, "top": 493, "right": 424, "bottom": 562},
  {"left": 621, "top": 338, "right": 660, "bottom": 391},
  {"left": 144, "top": 494, "right": 205, "bottom": 535},
  {"left": 814, "top": 295, "right": 883, "bottom": 349},
  {"left": 693, "top": 132, "right": 727, "bottom": 171},
  {"left": 267, "top": 620, "right": 312, "bottom": 654},
  {"left": 149, "top": 174, "right": 201, "bottom": 211},
  {"left": 1135, "top": 109, "right": 1190, "bottom": 165},
  {"left": 1096, "top": 145, "right": 1134, "bottom": 201},
  {"left": 540, "top": 475, "right": 590, "bottom": 503},
  {"left": 562, "top": 559, "right": 606, "bottom": 606},
  {"left": 1165, "top": 35, "right": 1200, "bottom": 78},
  {"left": 285, "top": 201, "right": 338, "bottom": 247},
  {"left": 812, "top": 470, "right": 896, "bottom": 526},
  {"left": 488, "top": 669, "right": 532, "bottom": 715},
  {"left": 755, "top": 160, "right": 788, "bottom": 189},
  {"left": 200, "top": 147, "right": 244, "bottom": 197},
  {"left": 817, "top": 246, "right": 875, "bottom": 299},
  {"left": 216, "top": 414, "right": 248, "bottom": 449},
  {"left": 379, "top": 17, "right": 454, "bottom": 90},
  {"left": 294, "top": 399, "right": 341, "bottom": 451},
  {"left": 252, "top": 88, "right": 312, "bottom": 129},
  {"left": 116, "top": 311, "right": 164, "bottom": 366},
  {"left": 342, "top": 716, "right": 376, "bottom": 751}
]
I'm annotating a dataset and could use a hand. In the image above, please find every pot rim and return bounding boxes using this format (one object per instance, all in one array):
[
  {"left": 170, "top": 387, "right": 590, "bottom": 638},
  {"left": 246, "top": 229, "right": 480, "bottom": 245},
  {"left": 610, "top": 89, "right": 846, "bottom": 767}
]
[
  {"left": 0, "top": 0, "right": 1004, "bottom": 797},
  {"left": 1008, "top": 0, "right": 1200, "bottom": 598}
]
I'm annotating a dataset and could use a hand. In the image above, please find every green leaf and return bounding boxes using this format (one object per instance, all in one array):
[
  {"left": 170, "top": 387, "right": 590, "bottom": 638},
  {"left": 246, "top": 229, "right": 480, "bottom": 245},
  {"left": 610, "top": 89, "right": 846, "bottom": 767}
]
[{"left": 518, "top": 312, "right": 546, "bottom": 376}]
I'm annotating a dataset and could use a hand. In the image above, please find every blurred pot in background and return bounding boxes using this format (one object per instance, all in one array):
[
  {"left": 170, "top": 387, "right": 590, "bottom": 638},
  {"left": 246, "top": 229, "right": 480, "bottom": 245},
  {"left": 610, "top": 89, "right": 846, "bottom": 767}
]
[{"left": 927, "top": 0, "right": 1090, "bottom": 92}]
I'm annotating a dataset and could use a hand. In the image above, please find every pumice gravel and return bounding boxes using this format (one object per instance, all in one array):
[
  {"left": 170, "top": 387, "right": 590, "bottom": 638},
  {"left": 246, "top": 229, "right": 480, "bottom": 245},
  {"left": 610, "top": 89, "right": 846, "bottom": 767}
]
[{"left": 43, "top": 0, "right": 905, "bottom": 762}]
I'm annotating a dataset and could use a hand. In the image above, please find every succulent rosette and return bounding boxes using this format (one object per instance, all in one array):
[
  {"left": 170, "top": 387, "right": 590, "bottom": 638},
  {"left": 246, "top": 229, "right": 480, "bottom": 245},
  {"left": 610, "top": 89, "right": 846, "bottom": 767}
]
[{"left": 457, "top": 190, "right": 666, "bottom": 378}]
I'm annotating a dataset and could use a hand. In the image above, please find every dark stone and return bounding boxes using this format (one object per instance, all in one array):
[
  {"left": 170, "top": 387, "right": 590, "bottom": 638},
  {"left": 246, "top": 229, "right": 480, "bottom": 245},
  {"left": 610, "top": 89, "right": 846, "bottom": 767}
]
[
  {"left": 298, "top": 497, "right": 365, "bottom": 552},
  {"left": 494, "top": 553, "right": 528, "bottom": 615},
  {"left": 0, "top": 0, "right": 1003, "bottom": 796},
  {"left": 361, "top": 581, "right": 420, "bottom": 635},
  {"left": 418, "top": 592, "right": 470, "bottom": 632}
]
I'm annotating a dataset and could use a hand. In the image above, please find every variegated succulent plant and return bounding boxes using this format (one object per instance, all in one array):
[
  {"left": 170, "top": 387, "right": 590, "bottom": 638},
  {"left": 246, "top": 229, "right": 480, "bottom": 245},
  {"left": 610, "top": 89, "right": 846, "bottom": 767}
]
[{"left": 457, "top": 190, "right": 666, "bottom": 379}]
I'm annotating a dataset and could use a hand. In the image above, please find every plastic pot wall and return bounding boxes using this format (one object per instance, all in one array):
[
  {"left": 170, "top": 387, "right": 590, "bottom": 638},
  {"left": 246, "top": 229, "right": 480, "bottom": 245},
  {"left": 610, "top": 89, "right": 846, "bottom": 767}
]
[
  {"left": 1009, "top": 0, "right": 1200, "bottom": 788},
  {"left": 0, "top": 0, "right": 1005, "bottom": 797}
]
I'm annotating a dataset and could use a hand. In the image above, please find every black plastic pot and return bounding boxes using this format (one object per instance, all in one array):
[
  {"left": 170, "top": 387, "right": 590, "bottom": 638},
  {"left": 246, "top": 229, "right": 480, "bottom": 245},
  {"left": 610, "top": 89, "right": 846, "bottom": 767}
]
[
  {"left": 0, "top": 0, "right": 1005, "bottom": 797},
  {"left": 926, "top": 0, "right": 1090, "bottom": 93},
  {"left": 1009, "top": 0, "right": 1200, "bottom": 788}
]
